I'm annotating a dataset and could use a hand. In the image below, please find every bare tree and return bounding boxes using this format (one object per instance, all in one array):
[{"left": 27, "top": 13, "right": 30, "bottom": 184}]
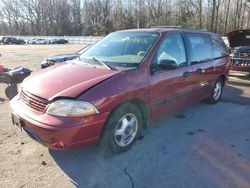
[{"left": 0, "top": 0, "right": 249, "bottom": 36}]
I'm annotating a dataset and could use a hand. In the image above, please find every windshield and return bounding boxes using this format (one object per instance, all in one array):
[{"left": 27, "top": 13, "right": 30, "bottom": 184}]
[
  {"left": 79, "top": 32, "right": 159, "bottom": 68},
  {"left": 77, "top": 44, "right": 92, "bottom": 54}
]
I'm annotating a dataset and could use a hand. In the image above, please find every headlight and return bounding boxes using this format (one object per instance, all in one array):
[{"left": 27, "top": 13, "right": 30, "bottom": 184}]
[{"left": 46, "top": 99, "right": 99, "bottom": 117}]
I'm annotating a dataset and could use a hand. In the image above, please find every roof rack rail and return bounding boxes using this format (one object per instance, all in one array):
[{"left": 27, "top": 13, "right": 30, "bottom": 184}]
[
  {"left": 198, "top": 28, "right": 208, "bottom": 31},
  {"left": 150, "top": 25, "right": 184, "bottom": 29}
]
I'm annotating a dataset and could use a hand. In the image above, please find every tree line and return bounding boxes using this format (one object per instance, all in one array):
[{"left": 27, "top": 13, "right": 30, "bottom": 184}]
[{"left": 0, "top": 0, "right": 249, "bottom": 36}]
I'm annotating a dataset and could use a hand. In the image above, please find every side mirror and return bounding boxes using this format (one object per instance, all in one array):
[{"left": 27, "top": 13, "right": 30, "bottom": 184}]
[{"left": 158, "top": 59, "right": 177, "bottom": 70}]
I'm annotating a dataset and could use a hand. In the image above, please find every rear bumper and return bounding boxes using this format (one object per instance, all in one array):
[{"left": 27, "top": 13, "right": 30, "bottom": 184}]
[{"left": 10, "top": 96, "right": 108, "bottom": 150}]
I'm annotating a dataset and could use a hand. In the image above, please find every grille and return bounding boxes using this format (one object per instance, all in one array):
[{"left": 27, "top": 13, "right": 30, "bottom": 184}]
[
  {"left": 231, "top": 58, "right": 250, "bottom": 67},
  {"left": 20, "top": 90, "right": 48, "bottom": 112}
]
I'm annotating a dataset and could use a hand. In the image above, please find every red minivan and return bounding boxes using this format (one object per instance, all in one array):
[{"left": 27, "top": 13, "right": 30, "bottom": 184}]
[{"left": 10, "top": 28, "right": 230, "bottom": 153}]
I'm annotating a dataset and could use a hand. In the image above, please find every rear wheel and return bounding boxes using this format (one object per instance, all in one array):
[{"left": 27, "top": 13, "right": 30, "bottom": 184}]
[
  {"left": 101, "top": 103, "right": 142, "bottom": 153},
  {"left": 205, "top": 78, "right": 223, "bottom": 104}
]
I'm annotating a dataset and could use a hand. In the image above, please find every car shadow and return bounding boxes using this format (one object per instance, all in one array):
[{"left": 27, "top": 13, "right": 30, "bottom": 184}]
[
  {"left": 49, "top": 145, "right": 111, "bottom": 186},
  {"left": 49, "top": 107, "right": 195, "bottom": 187},
  {"left": 222, "top": 84, "right": 250, "bottom": 106},
  {"left": 48, "top": 96, "right": 250, "bottom": 188},
  {"left": 48, "top": 140, "right": 144, "bottom": 187},
  {"left": 222, "top": 72, "right": 250, "bottom": 105},
  {"left": 49, "top": 79, "right": 250, "bottom": 187}
]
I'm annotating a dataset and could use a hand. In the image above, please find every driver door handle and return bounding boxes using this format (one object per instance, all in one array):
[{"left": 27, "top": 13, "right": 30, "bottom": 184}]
[
  {"left": 183, "top": 71, "right": 191, "bottom": 78},
  {"left": 196, "top": 68, "right": 203, "bottom": 74}
]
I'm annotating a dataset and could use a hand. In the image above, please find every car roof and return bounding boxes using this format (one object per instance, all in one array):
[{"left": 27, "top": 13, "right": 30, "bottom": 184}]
[{"left": 117, "top": 27, "right": 216, "bottom": 35}]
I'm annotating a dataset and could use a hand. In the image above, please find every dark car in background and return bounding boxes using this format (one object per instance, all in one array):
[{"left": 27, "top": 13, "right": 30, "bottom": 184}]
[
  {"left": 227, "top": 29, "right": 250, "bottom": 72},
  {"left": 10, "top": 28, "right": 229, "bottom": 153},
  {"left": 52, "top": 39, "right": 69, "bottom": 44},
  {"left": 41, "top": 45, "right": 90, "bottom": 68},
  {"left": 3, "top": 37, "right": 25, "bottom": 44}
]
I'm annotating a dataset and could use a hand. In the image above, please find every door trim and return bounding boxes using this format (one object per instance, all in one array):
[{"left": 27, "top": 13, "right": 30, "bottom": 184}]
[{"left": 153, "top": 83, "right": 211, "bottom": 107}]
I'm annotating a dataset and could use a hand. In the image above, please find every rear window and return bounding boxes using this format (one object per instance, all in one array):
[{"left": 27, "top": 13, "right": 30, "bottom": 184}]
[{"left": 186, "top": 33, "right": 213, "bottom": 64}]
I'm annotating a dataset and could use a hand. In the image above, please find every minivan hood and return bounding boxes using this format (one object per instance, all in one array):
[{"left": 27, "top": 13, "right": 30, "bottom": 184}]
[
  {"left": 21, "top": 61, "right": 120, "bottom": 100},
  {"left": 227, "top": 29, "right": 250, "bottom": 48}
]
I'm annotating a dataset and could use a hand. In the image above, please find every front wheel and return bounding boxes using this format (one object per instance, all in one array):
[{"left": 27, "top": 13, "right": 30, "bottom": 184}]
[
  {"left": 205, "top": 78, "right": 223, "bottom": 104},
  {"left": 101, "top": 103, "right": 142, "bottom": 153}
]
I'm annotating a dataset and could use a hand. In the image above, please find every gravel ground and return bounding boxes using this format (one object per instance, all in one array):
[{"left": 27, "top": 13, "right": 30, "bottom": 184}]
[{"left": 0, "top": 45, "right": 249, "bottom": 188}]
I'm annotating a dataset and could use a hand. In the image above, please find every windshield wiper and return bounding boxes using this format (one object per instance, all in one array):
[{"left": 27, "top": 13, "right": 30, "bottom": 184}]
[{"left": 92, "top": 57, "right": 117, "bottom": 70}]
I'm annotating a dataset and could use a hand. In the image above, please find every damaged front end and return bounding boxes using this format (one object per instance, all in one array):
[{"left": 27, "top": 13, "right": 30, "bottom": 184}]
[{"left": 227, "top": 30, "right": 250, "bottom": 72}]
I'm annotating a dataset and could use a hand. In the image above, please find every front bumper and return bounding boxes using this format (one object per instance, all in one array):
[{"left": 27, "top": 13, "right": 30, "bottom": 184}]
[
  {"left": 10, "top": 96, "right": 108, "bottom": 150},
  {"left": 230, "top": 57, "right": 250, "bottom": 72}
]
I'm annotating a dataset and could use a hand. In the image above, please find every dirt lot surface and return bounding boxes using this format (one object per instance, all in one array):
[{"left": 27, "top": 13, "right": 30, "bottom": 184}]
[
  {"left": 0, "top": 45, "right": 250, "bottom": 188},
  {"left": 0, "top": 44, "right": 84, "bottom": 71}
]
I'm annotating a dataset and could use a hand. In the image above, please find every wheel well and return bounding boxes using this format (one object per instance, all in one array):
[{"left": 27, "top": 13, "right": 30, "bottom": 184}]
[
  {"left": 100, "top": 99, "right": 149, "bottom": 140},
  {"left": 218, "top": 74, "right": 226, "bottom": 86},
  {"left": 129, "top": 99, "right": 149, "bottom": 129}
]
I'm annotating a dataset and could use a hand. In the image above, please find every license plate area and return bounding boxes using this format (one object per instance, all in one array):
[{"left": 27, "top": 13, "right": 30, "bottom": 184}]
[{"left": 11, "top": 113, "right": 24, "bottom": 130}]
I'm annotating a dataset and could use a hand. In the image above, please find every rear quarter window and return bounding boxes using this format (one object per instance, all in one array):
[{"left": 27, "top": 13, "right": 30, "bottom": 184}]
[{"left": 212, "top": 37, "right": 229, "bottom": 59}]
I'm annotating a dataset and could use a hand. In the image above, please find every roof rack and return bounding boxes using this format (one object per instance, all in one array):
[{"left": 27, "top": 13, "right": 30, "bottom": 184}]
[
  {"left": 196, "top": 28, "right": 207, "bottom": 31},
  {"left": 150, "top": 25, "right": 184, "bottom": 29}
]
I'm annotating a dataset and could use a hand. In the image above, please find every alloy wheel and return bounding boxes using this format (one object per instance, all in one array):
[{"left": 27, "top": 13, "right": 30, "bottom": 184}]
[{"left": 114, "top": 113, "right": 138, "bottom": 147}]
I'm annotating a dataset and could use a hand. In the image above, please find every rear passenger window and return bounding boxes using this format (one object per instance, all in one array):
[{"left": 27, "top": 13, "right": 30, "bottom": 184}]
[
  {"left": 186, "top": 34, "right": 213, "bottom": 64},
  {"left": 212, "top": 38, "right": 229, "bottom": 59}
]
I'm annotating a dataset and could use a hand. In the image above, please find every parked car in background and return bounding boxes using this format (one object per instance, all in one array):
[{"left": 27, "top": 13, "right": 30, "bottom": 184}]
[
  {"left": 41, "top": 45, "right": 91, "bottom": 68},
  {"left": 3, "top": 37, "right": 25, "bottom": 44},
  {"left": 31, "top": 38, "right": 48, "bottom": 44},
  {"left": 0, "top": 37, "right": 8, "bottom": 44},
  {"left": 52, "top": 38, "right": 69, "bottom": 44},
  {"left": 10, "top": 28, "right": 229, "bottom": 153},
  {"left": 49, "top": 39, "right": 57, "bottom": 44},
  {"left": 27, "top": 38, "right": 36, "bottom": 44},
  {"left": 227, "top": 29, "right": 250, "bottom": 72}
]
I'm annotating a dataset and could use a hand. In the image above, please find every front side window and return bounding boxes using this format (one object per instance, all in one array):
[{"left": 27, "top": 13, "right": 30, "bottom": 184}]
[
  {"left": 186, "top": 33, "right": 213, "bottom": 64},
  {"left": 79, "top": 32, "right": 159, "bottom": 69},
  {"left": 151, "top": 33, "right": 187, "bottom": 71}
]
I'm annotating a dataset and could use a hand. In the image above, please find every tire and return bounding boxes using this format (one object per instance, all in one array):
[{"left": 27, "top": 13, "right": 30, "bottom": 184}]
[
  {"left": 5, "top": 85, "right": 18, "bottom": 99},
  {"left": 205, "top": 78, "right": 224, "bottom": 104},
  {"left": 101, "top": 103, "right": 142, "bottom": 153}
]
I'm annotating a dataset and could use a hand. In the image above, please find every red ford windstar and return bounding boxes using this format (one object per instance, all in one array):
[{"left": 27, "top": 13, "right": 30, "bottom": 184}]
[{"left": 10, "top": 27, "right": 230, "bottom": 153}]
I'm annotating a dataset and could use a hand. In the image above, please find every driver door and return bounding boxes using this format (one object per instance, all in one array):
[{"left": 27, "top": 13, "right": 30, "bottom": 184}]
[{"left": 149, "top": 33, "right": 196, "bottom": 120}]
